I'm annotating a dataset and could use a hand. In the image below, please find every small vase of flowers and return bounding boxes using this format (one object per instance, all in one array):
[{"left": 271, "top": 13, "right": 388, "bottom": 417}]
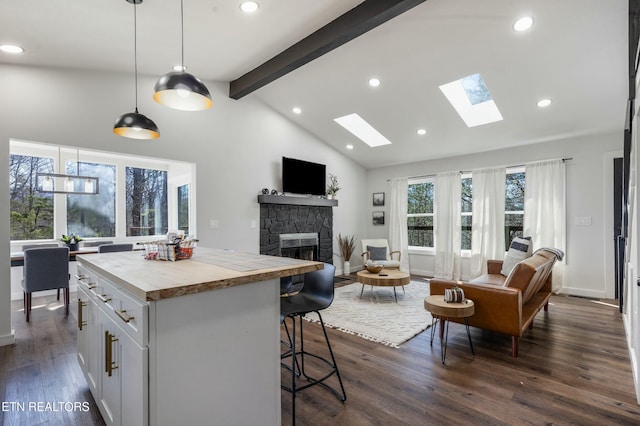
[{"left": 326, "top": 174, "right": 340, "bottom": 199}]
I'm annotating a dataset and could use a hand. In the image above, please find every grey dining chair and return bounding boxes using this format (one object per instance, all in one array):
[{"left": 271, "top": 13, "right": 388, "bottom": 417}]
[
  {"left": 82, "top": 240, "right": 114, "bottom": 248},
  {"left": 21, "top": 247, "right": 70, "bottom": 322},
  {"left": 98, "top": 243, "right": 134, "bottom": 253},
  {"left": 21, "top": 243, "right": 63, "bottom": 300},
  {"left": 21, "top": 243, "right": 60, "bottom": 251}
]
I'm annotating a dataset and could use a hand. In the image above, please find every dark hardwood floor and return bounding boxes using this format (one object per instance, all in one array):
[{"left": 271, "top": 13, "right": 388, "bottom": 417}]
[{"left": 1, "top": 280, "right": 639, "bottom": 426}]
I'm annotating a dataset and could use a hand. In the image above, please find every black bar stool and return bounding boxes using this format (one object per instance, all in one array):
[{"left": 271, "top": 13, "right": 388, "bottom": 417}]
[{"left": 280, "top": 263, "right": 346, "bottom": 424}]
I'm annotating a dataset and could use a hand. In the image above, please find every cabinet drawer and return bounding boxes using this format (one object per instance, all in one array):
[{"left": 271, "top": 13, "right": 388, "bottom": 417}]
[{"left": 110, "top": 286, "right": 148, "bottom": 347}]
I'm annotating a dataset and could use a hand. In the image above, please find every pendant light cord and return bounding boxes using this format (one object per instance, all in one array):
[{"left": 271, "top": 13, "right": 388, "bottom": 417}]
[
  {"left": 180, "top": 0, "right": 185, "bottom": 68},
  {"left": 134, "top": 1, "right": 139, "bottom": 113}
]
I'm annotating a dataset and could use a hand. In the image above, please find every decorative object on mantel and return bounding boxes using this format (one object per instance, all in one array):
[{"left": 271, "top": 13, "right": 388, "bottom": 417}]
[
  {"left": 261, "top": 188, "right": 269, "bottom": 195},
  {"left": 337, "top": 234, "right": 356, "bottom": 275},
  {"left": 138, "top": 235, "right": 198, "bottom": 261},
  {"left": 326, "top": 173, "right": 340, "bottom": 199},
  {"left": 271, "top": 189, "right": 279, "bottom": 195},
  {"left": 60, "top": 234, "right": 83, "bottom": 251},
  {"left": 373, "top": 192, "right": 385, "bottom": 206}
]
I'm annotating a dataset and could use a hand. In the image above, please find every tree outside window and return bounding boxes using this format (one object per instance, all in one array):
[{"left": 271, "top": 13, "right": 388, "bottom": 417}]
[
  {"left": 125, "top": 167, "right": 168, "bottom": 236},
  {"left": 461, "top": 175, "right": 472, "bottom": 250},
  {"left": 66, "top": 161, "right": 116, "bottom": 237},
  {"left": 505, "top": 170, "right": 525, "bottom": 249},
  {"left": 9, "top": 154, "right": 54, "bottom": 240},
  {"left": 407, "top": 180, "right": 434, "bottom": 248},
  {"left": 178, "top": 184, "right": 190, "bottom": 235}
]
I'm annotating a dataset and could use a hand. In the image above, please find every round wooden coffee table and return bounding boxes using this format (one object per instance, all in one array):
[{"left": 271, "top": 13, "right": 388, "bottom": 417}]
[
  {"left": 424, "top": 295, "right": 475, "bottom": 364},
  {"left": 356, "top": 269, "right": 410, "bottom": 302}
]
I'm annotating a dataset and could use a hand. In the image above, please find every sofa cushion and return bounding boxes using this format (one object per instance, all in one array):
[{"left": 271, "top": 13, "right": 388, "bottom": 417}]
[
  {"left": 367, "top": 245, "right": 387, "bottom": 261},
  {"left": 504, "top": 251, "right": 555, "bottom": 304},
  {"left": 501, "top": 236, "right": 532, "bottom": 276}
]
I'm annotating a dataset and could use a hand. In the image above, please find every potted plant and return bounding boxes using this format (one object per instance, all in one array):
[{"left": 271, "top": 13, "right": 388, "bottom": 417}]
[
  {"left": 60, "top": 234, "right": 83, "bottom": 251},
  {"left": 337, "top": 233, "right": 356, "bottom": 275},
  {"left": 327, "top": 173, "right": 340, "bottom": 199}
]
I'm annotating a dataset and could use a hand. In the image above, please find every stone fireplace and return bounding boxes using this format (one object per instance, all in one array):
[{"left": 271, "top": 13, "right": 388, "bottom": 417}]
[{"left": 258, "top": 195, "right": 337, "bottom": 264}]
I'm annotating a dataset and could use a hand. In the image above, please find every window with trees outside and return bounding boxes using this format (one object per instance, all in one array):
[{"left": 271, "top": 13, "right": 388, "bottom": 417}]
[
  {"left": 9, "top": 141, "right": 194, "bottom": 244},
  {"left": 9, "top": 154, "right": 54, "bottom": 240},
  {"left": 407, "top": 168, "right": 525, "bottom": 252},
  {"left": 126, "top": 167, "right": 168, "bottom": 237}
]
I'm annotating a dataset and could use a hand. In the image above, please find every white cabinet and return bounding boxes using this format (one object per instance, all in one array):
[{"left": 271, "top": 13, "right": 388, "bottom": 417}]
[{"left": 76, "top": 264, "right": 148, "bottom": 426}]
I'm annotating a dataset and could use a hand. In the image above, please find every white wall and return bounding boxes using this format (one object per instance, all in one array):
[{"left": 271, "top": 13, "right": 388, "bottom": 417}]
[
  {"left": 0, "top": 64, "right": 368, "bottom": 345},
  {"left": 363, "top": 131, "right": 622, "bottom": 297}
]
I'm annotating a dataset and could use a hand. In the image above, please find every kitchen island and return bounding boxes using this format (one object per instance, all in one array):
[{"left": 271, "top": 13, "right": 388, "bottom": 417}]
[{"left": 75, "top": 247, "right": 322, "bottom": 426}]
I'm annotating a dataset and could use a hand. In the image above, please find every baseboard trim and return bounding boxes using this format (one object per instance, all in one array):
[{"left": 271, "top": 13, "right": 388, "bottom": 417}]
[
  {"left": 558, "top": 286, "right": 606, "bottom": 299},
  {"left": 0, "top": 330, "right": 16, "bottom": 347}
]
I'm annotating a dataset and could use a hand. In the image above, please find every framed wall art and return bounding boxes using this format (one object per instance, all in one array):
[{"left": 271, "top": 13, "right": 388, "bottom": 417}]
[
  {"left": 372, "top": 211, "right": 385, "bottom": 225},
  {"left": 373, "top": 192, "right": 385, "bottom": 206}
]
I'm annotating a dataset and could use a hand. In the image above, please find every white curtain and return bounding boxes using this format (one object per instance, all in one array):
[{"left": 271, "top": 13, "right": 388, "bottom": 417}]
[
  {"left": 470, "top": 168, "right": 506, "bottom": 278},
  {"left": 434, "top": 172, "right": 461, "bottom": 279},
  {"left": 524, "top": 160, "right": 566, "bottom": 292},
  {"left": 389, "top": 177, "right": 410, "bottom": 272}
]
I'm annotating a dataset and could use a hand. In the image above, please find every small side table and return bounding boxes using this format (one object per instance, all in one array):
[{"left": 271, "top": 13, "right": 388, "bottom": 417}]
[{"left": 424, "top": 295, "right": 475, "bottom": 364}]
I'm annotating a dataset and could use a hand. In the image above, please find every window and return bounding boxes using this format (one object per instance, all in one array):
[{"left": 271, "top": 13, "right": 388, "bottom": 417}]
[
  {"left": 9, "top": 154, "right": 54, "bottom": 240},
  {"left": 505, "top": 169, "right": 525, "bottom": 249},
  {"left": 66, "top": 161, "right": 116, "bottom": 237},
  {"left": 177, "top": 184, "right": 189, "bottom": 235},
  {"left": 407, "top": 179, "right": 434, "bottom": 248},
  {"left": 461, "top": 175, "right": 472, "bottom": 250},
  {"left": 10, "top": 140, "right": 195, "bottom": 244},
  {"left": 407, "top": 169, "right": 525, "bottom": 253},
  {"left": 125, "top": 167, "right": 168, "bottom": 237}
]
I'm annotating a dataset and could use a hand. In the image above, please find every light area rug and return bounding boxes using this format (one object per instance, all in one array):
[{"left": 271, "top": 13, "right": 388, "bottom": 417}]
[{"left": 305, "top": 280, "right": 432, "bottom": 348}]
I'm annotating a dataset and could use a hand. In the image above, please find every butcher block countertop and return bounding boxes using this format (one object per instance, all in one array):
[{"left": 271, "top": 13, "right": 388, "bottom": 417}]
[{"left": 76, "top": 247, "right": 322, "bottom": 301}]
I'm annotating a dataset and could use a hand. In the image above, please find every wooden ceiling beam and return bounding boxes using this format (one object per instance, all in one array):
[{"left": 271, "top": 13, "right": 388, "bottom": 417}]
[{"left": 229, "top": 0, "right": 427, "bottom": 100}]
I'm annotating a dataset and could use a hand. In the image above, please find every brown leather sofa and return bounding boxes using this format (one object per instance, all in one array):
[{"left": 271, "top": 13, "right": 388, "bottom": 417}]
[{"left": 429, "top": 249, "right": 559, "bottom": 357}]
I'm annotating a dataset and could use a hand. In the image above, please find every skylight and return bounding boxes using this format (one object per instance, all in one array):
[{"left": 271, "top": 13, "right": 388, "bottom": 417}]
[
  {"left": 439, "top": 73, "right": 503, "bottom": 127},
  {"left": 333, "top": 113, "right": 392, "bottom": 147}
]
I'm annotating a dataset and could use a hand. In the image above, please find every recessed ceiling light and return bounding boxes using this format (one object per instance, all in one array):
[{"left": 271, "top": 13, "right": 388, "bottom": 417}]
[
  {"left": 346, "top": 144, "right": 354, "bottom": 150},
  {"left": 368, "top": 78, "right": 381, "bottom": 87},
  {"left": 417, "top": 129, "right": 427, "bottom": 136},
  {"left": 537, "top": 98, "right": 552, "bottom": 108},
  {"left": 0, "top": 44, "right": 24, "bottom": 54},
  {"left": 292, "top": 107, "right": 302, "bottom": 114},
  {"left": 240, "top": 1, "right": 259, "bottom": 13},
  {"left": 334, "top": 113, "right": 392, "bottom": 147},
  {"left": 513, "top": 16, "right": 533, "bottom": 32}
]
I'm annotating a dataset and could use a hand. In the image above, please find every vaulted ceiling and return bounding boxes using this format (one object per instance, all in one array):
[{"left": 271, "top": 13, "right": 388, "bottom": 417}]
[{"left": 0, "top": 0, "right": 629, "bottom": 168}]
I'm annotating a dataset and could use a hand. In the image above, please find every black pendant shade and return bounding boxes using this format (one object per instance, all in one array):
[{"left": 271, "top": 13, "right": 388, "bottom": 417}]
[
  {"left": 113, "top": 109, "right": 160, "bottom": 139},
  {"left": 153, "top": 71, "right": 212, "bottom": 111},
  {"left": 114, "top": 0, "right": 160, "bottom": 140}
]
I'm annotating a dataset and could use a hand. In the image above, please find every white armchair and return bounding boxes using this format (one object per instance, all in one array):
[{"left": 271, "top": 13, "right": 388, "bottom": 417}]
[{"left": 361, "top": 239, "right": 401, "bottom": 269}]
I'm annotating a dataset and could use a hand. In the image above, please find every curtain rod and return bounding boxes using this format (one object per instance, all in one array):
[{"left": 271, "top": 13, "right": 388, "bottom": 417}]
[{"left": 387, "top": 157, "right": 573, "bottom": 182}]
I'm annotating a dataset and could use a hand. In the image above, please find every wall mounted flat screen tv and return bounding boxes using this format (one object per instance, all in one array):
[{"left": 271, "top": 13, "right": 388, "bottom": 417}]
[{"left": 282, "top": 157, "right": 326, "bottom": 196}]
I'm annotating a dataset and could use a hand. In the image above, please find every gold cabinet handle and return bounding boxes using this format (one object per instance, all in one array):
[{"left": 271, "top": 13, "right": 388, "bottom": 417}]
[
  {"left": 105, "top": 331, "right": 119, "bottom": 377},
  {"left": 115, "top": 309, "right": 134, "bottom": 323},
  {"left": 96, "top": 293, "right": 111, "bottom": 303},
  {"left": 76, "top": 276, "right": 96, "bottom": 289},
  {"left": 77, "top": 299, "right": 87, "bottom": 330}
]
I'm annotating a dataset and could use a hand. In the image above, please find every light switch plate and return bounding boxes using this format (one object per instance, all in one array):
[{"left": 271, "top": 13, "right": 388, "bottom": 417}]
[{"left": 574, "top": 216, "right": 592, "bottom": 226}]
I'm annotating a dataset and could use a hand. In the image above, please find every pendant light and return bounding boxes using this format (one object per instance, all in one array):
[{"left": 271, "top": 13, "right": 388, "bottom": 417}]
[
  {"left": 113, "top": 0, "right": 160, "bottom": 139},
  {"left": 153, "top": 0, "right": 212, "bottom": 111},
  {"left": 36, "top": 147, "right": 100, "bottom": 195}
]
